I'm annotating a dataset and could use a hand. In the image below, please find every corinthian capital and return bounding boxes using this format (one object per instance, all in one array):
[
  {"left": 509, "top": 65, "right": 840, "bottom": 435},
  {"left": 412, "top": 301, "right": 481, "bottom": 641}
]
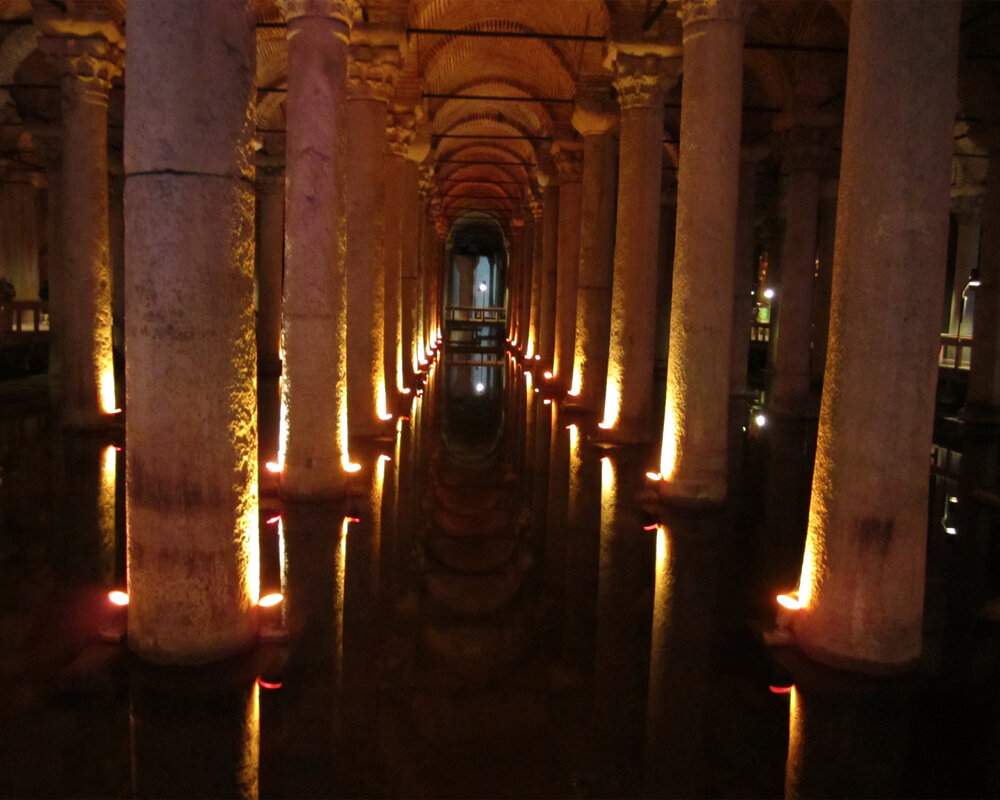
[
  {"left": 280, "top": 0, "right": 361, "bottom": 26},
  {"left": 612, "top": 52, "right": 681, "bottom": 111},
  {"left": 386, "top": 110, "right": 416, "bottom": 157},
  {"left": 347, "top": 44, "right": 400, "bottom": 102},
  {"left": 675, "top": 0, "right": 755, "bottom": 27},
  {"left": 40, "top": 34, "right": 122, "bottom": 91},
  {"left": 552, "top": 141, "right": 584, "bottom": 183}
]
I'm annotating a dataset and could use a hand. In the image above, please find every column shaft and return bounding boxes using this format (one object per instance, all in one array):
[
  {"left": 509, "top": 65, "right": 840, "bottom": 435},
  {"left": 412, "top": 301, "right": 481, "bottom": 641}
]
[
  {"left": 537, "top": 183, "right": 560, "bottom": 367},
  {"left": 256, "top": 170, "right": 284, "bottom": 377},
  {"left": 553, "top": 145, "right": 583, "bottom": 388},
  {"left": 124, "top": 0, "right": 258, "bottom": 663},
  {"left": 795, "top": 0, "right": 960, "bottom": 670},
  {"left": 401, "top": 157, "right": 421, "bottom": 383}
]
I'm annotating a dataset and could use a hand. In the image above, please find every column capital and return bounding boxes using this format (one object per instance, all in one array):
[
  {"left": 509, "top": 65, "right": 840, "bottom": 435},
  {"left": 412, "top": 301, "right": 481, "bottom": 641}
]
[
  {"left": 674, "top": 0, "right": 755, "bottom": 27},
  {"left": 552, "top": 140, "right": 584, "bottom": 183},
  {"left": 611, "top": 51, "right": 681, "bottom": 111},
  {"left": 572, "top": 79, "right": 618, "bottom": 136},
  {"left": 40, "top": 34, "right": 122, "bottom": 91},
  {"left": 280, "top": 0, "right": 361, "bottom": 26},
  {"left": 529, "top": 196, "right": 544, "bottom": 220},
  {"left": 347, "top": 43, "right": 400, "bottom": 102},
  {"left": 950, "top": 192, "right": 984, "bottom": 226},
  {"left": 386, "top": 109, "right": 415, "bottom": 157}
]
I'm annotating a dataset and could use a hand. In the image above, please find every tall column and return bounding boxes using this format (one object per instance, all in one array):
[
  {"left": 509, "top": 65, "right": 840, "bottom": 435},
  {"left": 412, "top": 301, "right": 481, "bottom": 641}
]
[
  {"left": 769, "top": 114, "right": 833, "bottom": 415},
  {"left": 402, "top": 134, "right": 427, "bottom": 384},
  {"left": 279, "top": 0, "right": 359, "bottom": 497},
  {"left": 601, "top": 50, "right": 678, "bottom": 441},
  {"left": 346, "top": 42, "right": 396, "bottom": 438},
  {"left": 518, "top": 213, "right": 535, "bottom": 354},
  {"left": 656, "top": 1, "right": 747, "bottom": 501},
  {"left": 508, "top": 216, "right": 526, "bottom": 348},
  {"left": 537, "top": 176, "right": 560, "bottom": 368},
  {"left": 793, "top": 0, "right": 960, "bottom": 670},
  {"left": 964, "top": 145, "right": 1000, "bottom": 420},
  {"left": 124, "top": 0, "right": 258, "bottom": 663},
  {"left": 552, "top": 140, "right": 584, "bottom": 389},
  {"left": 40, "top": 32, "right": 122, "bottom": 427},
  {"left": 256, "top": 165, "right": 284, "bottom": 378},
  {"left": 809, "top": 177, "right": 838, "bottom": 388},
  {"left": 527, "top": 197, "right": 544, "bottom": 358},
  {"left": 384, "top": 111, "right": 414, "bottom": 401}
]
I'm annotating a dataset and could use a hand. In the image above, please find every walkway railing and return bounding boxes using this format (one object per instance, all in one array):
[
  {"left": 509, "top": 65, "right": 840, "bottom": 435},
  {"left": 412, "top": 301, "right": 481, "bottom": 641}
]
[
  {"left": 444, "top": 306, "right": 506, "bottom": 323},
  {"left": 0, "top": 301, "right": 48, "bottom": 334},
  {"left": 939, "top": 333, "right": 972, "bottom": 370}
]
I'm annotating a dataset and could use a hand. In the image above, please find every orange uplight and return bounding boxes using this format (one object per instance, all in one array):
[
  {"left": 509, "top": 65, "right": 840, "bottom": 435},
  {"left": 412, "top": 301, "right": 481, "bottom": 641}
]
[
  {"left": 256, "top": 678, "right": 283, "bottom": 690},
  {"left": 534, "top": 355, "right": 541, "bottom": 360},
  {"left": 769, "top": 685, "right": 794, "bottom": 695},
  {"left": 776, "top": 593, "right": 801, "bottom": 610},
  {"left": 344, "top": 462, "right": 362, "bottom": 473},
  {"left": 266, "top": 515, "right": 281, "bottom": 524},
  {"left": 543, "top": 399, "right": 551, "bottom": 405},
  {"left": 108, "top": 590, "right": 129, "bottom": 606},
  {"left": 258, "top": 592, "right": 283, "bottom": 608},
  {"left": 543, "top": 371, "right": 553, "bottom": 380},
  {"left": 346, "top": 516, "right": 361, "bottom": 523},
  {"left": 646, "top": 471, "right": 663, "bottom": 481},
  {"left": 642, "top": 523, "right": 658, "bottom": 531},
  {"left": 264, "top": 461, "right": 282, "bottom": 473}
]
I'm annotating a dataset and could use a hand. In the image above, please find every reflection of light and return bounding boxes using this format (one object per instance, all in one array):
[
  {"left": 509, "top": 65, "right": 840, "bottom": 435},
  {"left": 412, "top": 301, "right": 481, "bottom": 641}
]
[
  {"left": 646, "top": 471, "right": 662, "bottom": 481},
  {"left": 265, "top": 461, "right": 282, "bottom": 473},
  {"left": 342, "top": 458, "right": 361, "bottom": 473},
  {"left": 258, "top": 592, "right": 283, "bottom": 608},
  {"left": 776, "top": 593, "right": 801, "bottom": 610},
  {"left": 763, "top": 288, "right": 775, "bottom": 299},
  {"left": 643, "top": 523, "right": 658, "bottom": 531},
  {"left": 99, "top": 445, "right": 117, "bottom": 585},
  {"left": 534, "top": 354, "right": 541, "bottom": 361},
  {"left": 769, "top": 685, "right": 794, "bottom": 695},
  {"left": 108, "top": 590, "right": 129, "bottom": 606},
  {"left": 475, "top": 382, "right": 485, "bottom": 393},
  {"left": 241, "top": 682, "right": 260, "bottom": 798},
  {"left": 543, "top": 370, "right": 553, "bottom": 380},
  {"left": 99, "top": 369, "right": 117, "bottom": 415},
  {"left": 543, "top": 398, "right": 551, "bottom": 405},
  {"left": 659, "top": 396, "right": 679, "bottom": 481},
  {"left": 256, "top": 678, "right": 283, "bottom": 690}
]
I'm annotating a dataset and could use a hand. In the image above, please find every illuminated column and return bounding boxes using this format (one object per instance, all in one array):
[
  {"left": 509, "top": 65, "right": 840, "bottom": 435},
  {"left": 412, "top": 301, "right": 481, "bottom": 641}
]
[
  {"left": 518, "top": 214, "right": 536, "bottom": 352},
  {"left": 279, "top": 0, "right": 359, "bottom": 496},
  {"left": 256, "top": 165, "right": 284, "bottom": 378},
  {"left": 569, "top": 93, "right": 617, "bottom": 409},
  {"left": 964, "top": 145, "right": 1000, "bottom": 420},
  {"left": 769, "top": 115, "right": 835, "bottom": 415},
  {"left": 401, "top": 134, "right": 427, "bottom": 384},
  {"left": 40, "top": 32, "right": 122, "bottom": 427},
  {"left": 537, "top": 176, "right": 559, "bottom": 367},
  {"left": 527, "top": 197, "right": 544, "bottom": 358},
  {"left": 124, "top": 0, "right": 258, "bottom": 662},
  {"left": 384, "top": 110, "right": 414, "bottom": 399},
  {"left": 602, "top": 50, "right": 678, "bottom": 441},
  {"left": 346, "top": 43, "right": 396, "bottom": 438},
  {"left": 794, "top": 0, "right": 960, "bottom": 670},
  {"left": 809, "top": 177, "right": 838, "bottom": 388},
  {"left": 552, "top": 141, "right": 583, "bottom": 389},
  {"left": 506, "top": 217, "right": 525, "bottom": 347},
  {"left": 657, "top": 1, "right": 747, "bottom": 500}
]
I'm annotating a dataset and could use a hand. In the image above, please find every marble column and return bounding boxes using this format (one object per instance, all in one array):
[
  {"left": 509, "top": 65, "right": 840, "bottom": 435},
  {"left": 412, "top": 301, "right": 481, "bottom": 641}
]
[
  {"left": 508, "top": 216, "right": 526, "bottom": 349},
  {"left": 41, "top": 33, "right": 122, "bottom": 427},
  {"left": 537, "top": 177, "right": 560, "bottom": 368},
  {"left": 518, "top": 213, "right": 536, "bottom": 354},
  {"left": 657, "top": 0, "right": 747, "bottom": 501},
  {"left": 552, "top": 141, "right": 584, "bottom": 390},
  {"left": 527, "top": 197, "right": 544, "bottom": 359},
  {"left": 794, "top": 0, "right": 960, "bottom": 670},
  {"left": 124, "top": 0, "right": 258, "bottom": 663},
  {"left": 769, "top": 114, "right": 833, "bottom": 415},
  {"left": 402, "top": 135, "right": 427, "bottom": 384},
  {"left": 964, "top": 148, "right": 1000, "bottom": 420},
  {"left": 384, "top": 111, "right": 414, "bottom": 402},
  {"left": 346, "top": 43, "right": 396, "bottom": 438},
  {"left": 809, "top": 177, "right": 838, "bottom": 388},
  {"left": 256, "top": 165, "right": 284, "bottom": 378},
  {"left": 279, "top": 0, "right": 359, "bottom": 496},
  {"left": 602, "top": 50, "right": 678, "bottom": 441}
]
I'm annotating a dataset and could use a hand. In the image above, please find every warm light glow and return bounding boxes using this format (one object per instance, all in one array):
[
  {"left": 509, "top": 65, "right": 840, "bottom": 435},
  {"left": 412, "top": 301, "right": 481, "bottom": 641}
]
[
  {"left": 755, "top": 413, "right": 767, "bottom": 427},
  {"left": 659, "top": 395, "right": 680, "bottom": 481},
  {"left": 342, "top": 459, "right": 362, "bottom": 473},
  {"left": 643, "top": 523, "right": 658, "bottom": 531},
  {"left": 99, "top": 445, "right": 117, "bottom": 586},
  {"left": 478, "top": 282, "right": 488, "bottom": 292},
  {"left": 769, "top": 685, "right": 793, "bottom": 695},
  {"left": 256, "top": 678, "right": 283, "bottom": 690},
  {"left": 258, "top": 592, "right": 283, "bottom": 608},
  {"left": 475, "top": 382, "right": 485, "bottom": 393},
  {"left": 264, "top": 461, "right": 282, "bottom": 473},
  {"left": 377, "top": 380, "right": 392, "bottom": 421},
  {"left": 99, "top": 369, "right": 117, "bottom": 415},
  {"left": 240, "top": 682, "right": 260, "bottom": 799},
  {"left": 543, "top": 398, "right": 551, "bottom": 405},
  {"left": 543, "top": 370, "right": 553, "bottom": 380},
  {"left": 763, "top": 288, "right": 775, "bottom": 299},
  {"left": 600, "top": 382, "right": 621, "bottom": 430},
  {"left": 776, "top": 593, "right": 801, "bottom": 610},
  {"left": 534, "top": 354, "right": 541, "bottom": 361},
  {"left": 646, "top": 471, "right": 662, "bottom": 481},
  {"left": 108, "top": 590, "right": 129, "bottom": 606},
  {"left": 266, "top": 515, "right": 281, "bottom": 525}
]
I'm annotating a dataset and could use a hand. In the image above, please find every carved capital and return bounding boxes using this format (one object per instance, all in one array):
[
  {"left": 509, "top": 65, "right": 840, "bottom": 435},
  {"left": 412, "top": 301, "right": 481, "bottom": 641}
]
[
  {"left": 386, "top": 109, "right": 415, "bottom": 157},
  {"left": 280, "top": 0, "right": 361, "bottom": 26},
  {"left": 529, "top": 197, "right": 543, "bottom": 220},
  {"left": 613, "top": 52, "right": 680, "bottom": 111},
  {"left": 347, "top": 44, "right": 400, "bottom": 102},
  {"left": 675, "top": 0, "right": 754, "bottom": 27},
  {"left": 951, "top": 192, "right": 984, "bottom": 226},
  {"left": 40, "top": 34, "right": 122, "bottom": 93},
  {"left": 572, "top": 79, "right": 618, "bottom": 136},
  {"left": 552, "top": 141, "right": 584, "bottom": 183}
]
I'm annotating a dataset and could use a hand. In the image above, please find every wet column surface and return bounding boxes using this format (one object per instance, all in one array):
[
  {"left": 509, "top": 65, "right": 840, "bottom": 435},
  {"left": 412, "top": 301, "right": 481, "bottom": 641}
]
[
  {"left": 658, "top": 0, "right": 748, "bottom": 502},
  {"left": 345, "top": 42, "right": 396, "bottom": 438},
  {"left": 552, "top": 142, "right": 583, "bottom": 392},
  {"left": 602, "top": 50, "right": 677, "bottom": 442},
  {"left": 124, "top": 0, "right": 259, "bottom": 662},
  {"left": 794, "top": 0, "right": 961, "bottom": 670},
  {"left": 41, "top": 32, "right": 122, "bottom": 427},
  {"left": 278, "top": 0, "right": 358, "bottom": 496}
]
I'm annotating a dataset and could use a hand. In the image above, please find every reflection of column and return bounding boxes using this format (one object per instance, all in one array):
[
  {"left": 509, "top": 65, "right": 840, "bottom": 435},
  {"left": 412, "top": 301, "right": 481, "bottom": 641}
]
[
  {"left": 963, "top": 148, "right": 999, "bottom": 419},
  {"left": 256, "top": 166, "right": 284, "bottom": 378},
  {"left": 770, "top": 114, "right": 833, "bottom": 415},
  {"left": 658, "top": 1, "right": 748, "bottom": 501},
  {"left": 602, "top": 51, "right": 678, "bottom": 440},
  {"left": 279, "top": 0, "right": 358, "bottom": 496},
  {"left": 125, "top": 0, "right": 258, "bottom": 662},
  {"left": 41, "top": 33, "right": 122, "bottom": 426},
  {"left": 385, "top": 110, "right": 414, "bottom": 398},
  {"left": 346, "top": 43, "right": 396, "bottom": 437},
  {"left": 794, "top": 0, "right": 960, "bottom": 670},
  {"left": 552, "top": 141, "right": 583, "bottom": 389},
  {"left": 809, "top": 177, "right": 837, "bottom": 388}
]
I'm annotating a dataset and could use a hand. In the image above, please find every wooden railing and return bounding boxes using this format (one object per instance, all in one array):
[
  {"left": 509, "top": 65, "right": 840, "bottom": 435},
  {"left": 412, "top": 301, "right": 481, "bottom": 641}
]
[
  {"left": 939, "top": 333, "right": 972, "bottom": 370},
  {"left": 444, "top": 306, "right": 506, "bottom": 323},
  {"left": 0, "top": 300, "right": 48, "bottom": 334}
]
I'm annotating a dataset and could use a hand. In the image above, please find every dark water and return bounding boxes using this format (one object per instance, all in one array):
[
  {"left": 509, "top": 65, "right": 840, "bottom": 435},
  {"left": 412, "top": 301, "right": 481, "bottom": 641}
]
[{"left": 1, "top": 362, "right": 999, "bottom": 799}]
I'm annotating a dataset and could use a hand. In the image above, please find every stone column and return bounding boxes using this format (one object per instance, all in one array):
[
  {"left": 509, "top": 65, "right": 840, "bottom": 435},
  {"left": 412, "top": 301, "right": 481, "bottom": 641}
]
[
  {"left": 384, "top": 111, "right": 414, "bottom": 402},
  {"left": 964, "top": 149, "right": 1000, "bottom": 420},
  {"left": 507, "top": 216, "right": 526, "bottom": 349},
  {"left": 769, "top": 114, "right": 834, "bottom": 415},
  {"left": 602, "top": 50, "right": 678, "bottom": 441},
  {"left": 402, "top": 134, "right": 427, "bottom": 385},
  {"left": 552, "top": 140, "right": 584, "bottom": 390},
  {"left": 279, "top": 0, "right": 359, "bottom": 496},
  {"left": 256, "top": 165, "right": 284, "bottom": 378},
  {"left": 527, "top": 197, "right": 544, "bottom": 359},
  {"left": 537, "top": 176, "right": 560, "bottom": 368},
  {"left": 809, "top": 177, "right": 838, "bottom": 388},
  {"left": 794, "top": 0, "right": 960, "bottom": 670},
  {"left": 518, "top": 213, "right": 536, "bottom": 354},
  {"left": 41, "top": 33, "right": 122, "bottom": 427},
  {"left": 124, "top": 0, "right": 258, "bottom": 663},
  {"left": 346, "top": 43, "right": 396, "bottom": 438},
  {"left": 656, "top": 1, "right": 747, "bottom": 501}
]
